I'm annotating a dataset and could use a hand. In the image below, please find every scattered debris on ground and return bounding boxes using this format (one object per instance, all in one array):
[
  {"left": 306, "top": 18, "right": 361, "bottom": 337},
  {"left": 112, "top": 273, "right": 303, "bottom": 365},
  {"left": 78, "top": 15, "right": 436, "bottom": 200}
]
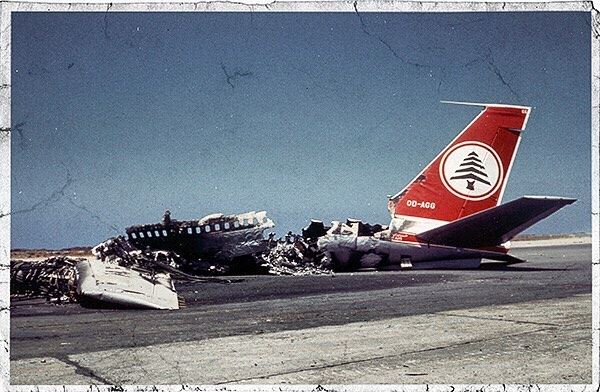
[
  {"left": 260, "top": 232, "right": 331, "bottom": 276},
  {"left": 10, "top": 211, "right": 392, "bottom": 308}
]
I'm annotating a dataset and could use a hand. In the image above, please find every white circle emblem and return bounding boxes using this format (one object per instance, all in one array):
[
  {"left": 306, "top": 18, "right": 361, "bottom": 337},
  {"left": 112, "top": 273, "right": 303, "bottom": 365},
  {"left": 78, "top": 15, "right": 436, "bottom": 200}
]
[{"left": 439, "top": 141, "right": 503, "bottom": 201}]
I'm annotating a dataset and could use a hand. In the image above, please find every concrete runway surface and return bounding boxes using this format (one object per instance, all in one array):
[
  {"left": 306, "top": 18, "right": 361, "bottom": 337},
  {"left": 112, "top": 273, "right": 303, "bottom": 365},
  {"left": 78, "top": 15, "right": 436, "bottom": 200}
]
[{"left": 10, "top": 244, "right": 592, "bottom": 385}]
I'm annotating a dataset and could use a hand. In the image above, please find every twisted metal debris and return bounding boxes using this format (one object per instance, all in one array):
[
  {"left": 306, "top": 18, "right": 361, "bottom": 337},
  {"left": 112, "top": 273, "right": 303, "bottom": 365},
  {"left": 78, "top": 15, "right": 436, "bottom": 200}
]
[
  {"left": 260, "top": 234, "right": 331, "bottom": 276},
  {"left": 11, "top": 257, "right": 80, "bottom": 303}
]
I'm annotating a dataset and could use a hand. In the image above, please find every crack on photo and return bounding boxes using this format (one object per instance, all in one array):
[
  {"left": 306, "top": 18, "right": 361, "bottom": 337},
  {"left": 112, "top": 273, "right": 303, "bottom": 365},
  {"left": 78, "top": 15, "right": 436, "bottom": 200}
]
[
  {"left": 485, "top": 52, "right": 521, "bottom": 100},
  {"left": 352, "top": 3, "right": 524, "bottom": 100},
  {"left": 103, "top": 13, "right": 111, "bottom": 40},
  {"left": 66, "top": 196, "right": 121, "bottom": 234},
  {"left": 219, "top": 62, "right": 253, "bottom": 89},
  {"left": 0, "top": 127, "right": 9, "bottom": 143},
  {"left": 353, "top": 1, "right": 427, "bottom": 69},
  {"left": 58, "top": 355, "right": 113, "bottom": 385},
  {"left": 13, "top": 121, "right": 28, "bottom": 149},
  {"left": 2, "top": 172, "right": 74, "bottom": 219}
]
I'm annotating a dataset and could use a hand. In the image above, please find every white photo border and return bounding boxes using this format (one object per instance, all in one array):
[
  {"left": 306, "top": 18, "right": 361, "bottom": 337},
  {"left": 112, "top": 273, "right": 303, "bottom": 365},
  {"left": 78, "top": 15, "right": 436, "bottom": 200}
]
[{"left": 0, "top": 1, "right": 597, "bottom": 391}]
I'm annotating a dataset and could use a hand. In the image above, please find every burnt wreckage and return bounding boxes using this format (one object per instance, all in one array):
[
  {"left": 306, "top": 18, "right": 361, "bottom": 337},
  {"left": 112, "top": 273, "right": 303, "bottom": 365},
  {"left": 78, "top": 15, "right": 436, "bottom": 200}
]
[
  {"left": 124, "top": 210, "right": 275, "bottom": 274},
  {"left": 11, "top": 211, "right": 276, "bottom": 310},
  {"left": 11, "top": 212, "right": 385, "bottom": 309},
  {"left": 123, "top": 210, "right": 335, "bottom": 275},
  {"left": 122, "top": 210, "right": 387, "bottom": 275}
]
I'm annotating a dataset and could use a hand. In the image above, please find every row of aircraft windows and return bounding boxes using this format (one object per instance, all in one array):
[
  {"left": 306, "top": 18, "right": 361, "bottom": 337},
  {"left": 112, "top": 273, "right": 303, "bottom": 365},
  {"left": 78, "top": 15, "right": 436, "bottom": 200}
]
[
  {"left": 130, "top": 229, "right": 168, "bottom": 240},
  {"left": 129, "top": 217, "right": 269, "bottom": 240},
  {"left": 185, "top": 217, "right": 265, "bottom": 234}
]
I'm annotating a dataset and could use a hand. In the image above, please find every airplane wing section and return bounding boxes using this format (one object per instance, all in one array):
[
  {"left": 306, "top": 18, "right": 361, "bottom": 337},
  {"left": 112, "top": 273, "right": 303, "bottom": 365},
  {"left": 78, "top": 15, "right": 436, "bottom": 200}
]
[{"left": 415, "top": 196, "right": 576, "bottom": 248}]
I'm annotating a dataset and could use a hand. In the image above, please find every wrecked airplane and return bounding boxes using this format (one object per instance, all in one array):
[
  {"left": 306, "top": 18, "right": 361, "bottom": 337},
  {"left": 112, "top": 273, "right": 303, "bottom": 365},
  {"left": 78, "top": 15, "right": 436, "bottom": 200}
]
[
  {"left": 315, "top": 102, "right": 575, "bottom": 270},
  {"left": 14, "top": 101, "right": 578, "bottom": 311}
]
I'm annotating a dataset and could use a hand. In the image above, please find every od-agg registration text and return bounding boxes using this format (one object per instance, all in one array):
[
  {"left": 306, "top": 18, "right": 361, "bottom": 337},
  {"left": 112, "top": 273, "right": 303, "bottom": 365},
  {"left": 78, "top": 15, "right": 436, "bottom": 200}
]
[{"left": 405, "top": 200, "right": 437, "bottom": 209}]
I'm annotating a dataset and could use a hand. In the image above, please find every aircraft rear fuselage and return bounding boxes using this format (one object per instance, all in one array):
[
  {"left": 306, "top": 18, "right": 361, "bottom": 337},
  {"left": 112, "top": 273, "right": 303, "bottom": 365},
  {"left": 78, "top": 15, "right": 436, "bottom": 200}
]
[{"left": 317, "top": 102, "right": 574, "bottom": 270}]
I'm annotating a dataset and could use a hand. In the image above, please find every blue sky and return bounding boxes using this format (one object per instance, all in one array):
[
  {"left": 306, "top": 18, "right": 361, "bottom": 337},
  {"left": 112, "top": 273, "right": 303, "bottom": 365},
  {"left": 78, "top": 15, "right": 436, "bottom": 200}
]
[{"left": 11, "top": 11, "right": 591, "bottom": 248}]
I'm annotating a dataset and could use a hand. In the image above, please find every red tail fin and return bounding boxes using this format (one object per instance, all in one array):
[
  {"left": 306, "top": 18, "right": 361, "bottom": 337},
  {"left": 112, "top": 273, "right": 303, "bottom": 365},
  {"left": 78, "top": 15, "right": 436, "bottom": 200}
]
[{"left": 388, "top": 102, "right": 531, "bottom": 227}]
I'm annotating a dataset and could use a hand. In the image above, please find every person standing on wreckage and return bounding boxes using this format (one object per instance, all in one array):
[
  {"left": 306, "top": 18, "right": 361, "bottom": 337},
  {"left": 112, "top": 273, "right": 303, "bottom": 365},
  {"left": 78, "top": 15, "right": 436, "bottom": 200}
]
[{"left": 162, "top": 210, "right": 171, "bottom": 225}]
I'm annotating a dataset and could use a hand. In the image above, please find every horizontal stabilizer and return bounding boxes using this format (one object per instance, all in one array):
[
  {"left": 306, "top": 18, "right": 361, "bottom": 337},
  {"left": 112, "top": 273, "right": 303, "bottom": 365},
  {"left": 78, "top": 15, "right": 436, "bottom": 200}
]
[{"left": 416, "top": 196, "right": 576, "bottom": 248}]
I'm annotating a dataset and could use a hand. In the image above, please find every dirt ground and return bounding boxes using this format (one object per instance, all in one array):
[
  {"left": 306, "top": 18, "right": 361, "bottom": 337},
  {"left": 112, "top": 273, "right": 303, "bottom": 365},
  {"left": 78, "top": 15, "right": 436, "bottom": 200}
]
[{"left": 10, "top": 247, "right": 92, "bottom": 261}]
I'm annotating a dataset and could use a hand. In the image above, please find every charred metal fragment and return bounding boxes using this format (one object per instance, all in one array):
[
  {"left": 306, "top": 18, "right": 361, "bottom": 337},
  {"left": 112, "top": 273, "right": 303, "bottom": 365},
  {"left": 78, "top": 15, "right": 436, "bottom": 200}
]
[{"left": 302, "top": 220, "right": 330, "bottom": 241}]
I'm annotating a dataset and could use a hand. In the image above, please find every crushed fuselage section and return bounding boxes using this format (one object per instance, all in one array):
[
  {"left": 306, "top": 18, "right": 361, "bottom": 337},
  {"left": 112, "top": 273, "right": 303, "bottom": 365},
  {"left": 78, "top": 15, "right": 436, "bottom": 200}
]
[
  {"left": 126, "top": 211, "right": 273, "bottom": 258},
  {"left": 125, "top": 210, "right": 275, "bottom": 274}
]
